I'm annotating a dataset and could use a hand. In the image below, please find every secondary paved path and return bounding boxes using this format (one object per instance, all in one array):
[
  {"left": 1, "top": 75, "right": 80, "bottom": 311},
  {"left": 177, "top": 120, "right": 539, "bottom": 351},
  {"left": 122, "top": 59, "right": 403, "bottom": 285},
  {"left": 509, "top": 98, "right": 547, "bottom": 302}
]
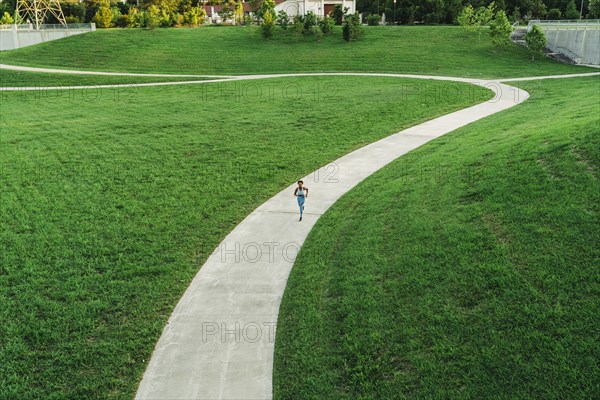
[
  {"left": 0, "top": 63, "right": 233, "bottom": 78},
  {"left": 2, "top": 64, "right": 598, "bottom": 399}
]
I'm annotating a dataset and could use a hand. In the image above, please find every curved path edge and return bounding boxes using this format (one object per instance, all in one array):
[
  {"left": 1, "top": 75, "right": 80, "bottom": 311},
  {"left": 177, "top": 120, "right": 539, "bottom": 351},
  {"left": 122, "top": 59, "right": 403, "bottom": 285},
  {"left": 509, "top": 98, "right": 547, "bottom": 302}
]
[{"left": 135, "top": 77, "right": 531, "bottom": 400}]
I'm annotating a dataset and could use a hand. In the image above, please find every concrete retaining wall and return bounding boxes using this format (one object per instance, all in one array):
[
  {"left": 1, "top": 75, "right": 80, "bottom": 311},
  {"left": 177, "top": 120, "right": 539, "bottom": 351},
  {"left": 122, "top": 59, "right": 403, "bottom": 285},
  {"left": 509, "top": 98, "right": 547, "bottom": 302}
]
[
  {"left": 0, "top": 24, "right": 96, "bottom": 51},
  {"left": 542, "top": 29, "right": 600, "bottom": 65}
]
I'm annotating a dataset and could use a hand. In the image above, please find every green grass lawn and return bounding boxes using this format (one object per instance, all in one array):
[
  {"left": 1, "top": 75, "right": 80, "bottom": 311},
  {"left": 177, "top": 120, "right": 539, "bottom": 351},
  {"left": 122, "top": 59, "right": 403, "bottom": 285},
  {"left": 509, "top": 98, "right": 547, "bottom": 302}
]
[
  {"left": 0, "top": 76, "right": 490, "bottom": 399},
  {"left": 0, "top": 26, "right": 595, "bottom": 78},
  {"left": 273, "top": 76, "right": 600, "bottom": 399},
  {"left": 0, "top": 69, "right": 213, "bottom": 87}
]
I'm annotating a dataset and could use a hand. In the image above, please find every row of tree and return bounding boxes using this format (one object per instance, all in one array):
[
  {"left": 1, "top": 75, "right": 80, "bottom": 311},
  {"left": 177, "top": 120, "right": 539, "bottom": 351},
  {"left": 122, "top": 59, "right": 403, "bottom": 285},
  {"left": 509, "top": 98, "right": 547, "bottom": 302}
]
[
  {"left": 0, "top": 0, "right": 598, "bottom": 26},
  {"left": 358, "top": 0, "right": 599, "bottom": 24},
  {"left": 92, "top": 0, "right": 207, "bottom": 28},
  {"left": 457, "top": 1, "right": 548, "bottom": 60}
]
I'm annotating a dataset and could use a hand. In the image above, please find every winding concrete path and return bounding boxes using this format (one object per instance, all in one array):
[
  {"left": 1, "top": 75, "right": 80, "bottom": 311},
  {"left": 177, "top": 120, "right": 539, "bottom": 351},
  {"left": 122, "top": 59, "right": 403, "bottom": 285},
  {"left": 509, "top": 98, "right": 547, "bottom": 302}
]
[
  {"left": 133, "top": 78, "right": 531, "bottom": 400},
  {"left": 2, "top": 64, "right": 598, "bottom": 399}
]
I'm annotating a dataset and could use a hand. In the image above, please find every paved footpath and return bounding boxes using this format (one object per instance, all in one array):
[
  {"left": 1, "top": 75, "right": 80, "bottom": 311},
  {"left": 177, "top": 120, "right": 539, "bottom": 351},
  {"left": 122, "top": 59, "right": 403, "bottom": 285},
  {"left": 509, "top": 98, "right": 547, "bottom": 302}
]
[
  {"left": 2, "top": 64, "right": 598, "bottom": 399},
  {"left": 137, "top": 77, "right": 529, "bottom": 399}
]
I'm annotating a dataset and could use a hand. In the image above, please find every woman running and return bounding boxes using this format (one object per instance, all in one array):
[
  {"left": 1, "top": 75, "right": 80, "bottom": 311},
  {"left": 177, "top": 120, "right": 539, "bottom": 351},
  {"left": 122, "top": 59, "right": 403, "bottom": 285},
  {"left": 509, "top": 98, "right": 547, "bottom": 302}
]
[{"left": 294, "top": 180, "right": 308, "bottom": 221}]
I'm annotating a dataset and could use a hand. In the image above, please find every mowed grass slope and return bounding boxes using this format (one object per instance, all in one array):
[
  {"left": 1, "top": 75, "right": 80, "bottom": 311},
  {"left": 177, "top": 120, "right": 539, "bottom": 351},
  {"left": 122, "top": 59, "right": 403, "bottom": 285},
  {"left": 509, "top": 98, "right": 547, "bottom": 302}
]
[
  {"left": 0, "top": 76, "right": 490, "bottom": 399},
  {"left": 273, "top": 76, "right": 600, "bottom": 398},
  {"left": 0, "top": 26, "right": 594, "bottom": 78}
]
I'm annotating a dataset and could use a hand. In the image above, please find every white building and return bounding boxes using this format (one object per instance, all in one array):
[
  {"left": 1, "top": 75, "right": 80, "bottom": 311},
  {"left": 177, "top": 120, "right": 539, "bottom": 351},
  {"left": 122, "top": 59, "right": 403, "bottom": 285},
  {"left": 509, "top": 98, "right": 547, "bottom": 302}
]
[
  {"left": 275, "top": 0, "right": 356, "bottom": 18},
  {"left": 204, "top": 0, "right": 356, "bottom": 24}
]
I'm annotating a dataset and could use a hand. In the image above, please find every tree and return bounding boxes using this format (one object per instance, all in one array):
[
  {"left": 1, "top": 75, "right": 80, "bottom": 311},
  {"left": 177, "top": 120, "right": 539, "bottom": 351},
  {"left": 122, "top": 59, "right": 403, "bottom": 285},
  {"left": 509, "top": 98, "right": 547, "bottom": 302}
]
[
  {"left": 259, "top": 0, "right": 276, "bottom": 21},
  {"left": 590, "top": 0, "right": 600, "bottom": 18},
  {"left": 525, "top": 24, "right": 546, "bottom": 61},
  {"left": 565, "top": 0, "right": 580, "bottom": 19},
  {"left": 424, "top": 0, "right": 444, "bottom": 23},
  {"left": 261, "top": 7, "right": 275, "bottom": 38},
  {"left": 475, "top": 2, "right": 495, "bottom": 40},
  {"left": 510, "top": 6, "right": 521, "bottom": 23},
  {"left": 530, "top": 0, "right": 547, "bottom": 18},
  {"left": 220, "top": 0, "right": 235, "bottom": 23},
  {"left": 489, "top": 10, "right": 513, "bottom": 46},
  {"left": 93, "top": 0, "right": 114, "bottom": 28},
  {"left": 234, "top": 0, "right": 244, "bottom": 25},
  {"left": 0, "top": 11, "right": 14, "bottom": 24},
  {"left": 547, "top": 8, "right": 561, "bottom": 19},
  {"left": 458, "top": 5, "right": 477, "bottom": 33},
  {"left": 248, "top": 0, "right": 261, "bottom": 23}
]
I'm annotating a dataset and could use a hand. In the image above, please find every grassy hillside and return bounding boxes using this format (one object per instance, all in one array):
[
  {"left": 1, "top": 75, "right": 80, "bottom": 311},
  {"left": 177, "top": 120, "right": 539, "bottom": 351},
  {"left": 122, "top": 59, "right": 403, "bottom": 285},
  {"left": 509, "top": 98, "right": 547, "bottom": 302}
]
[
  {"left": 0, "top": 76, "right": 490, "bottom": 399},
  {"left": 273, "top": 76, "right": 600, "bottom": 399},
  {"left": 0, "top": 26, "right": 594, "bottom": 78}
]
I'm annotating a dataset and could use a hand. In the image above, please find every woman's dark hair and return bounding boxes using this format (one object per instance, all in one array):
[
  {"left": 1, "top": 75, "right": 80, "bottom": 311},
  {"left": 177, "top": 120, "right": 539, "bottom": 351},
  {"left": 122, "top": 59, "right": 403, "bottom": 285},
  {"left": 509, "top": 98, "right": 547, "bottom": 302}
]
[{"left": 297, "top": 180, "right": 303, "bottom": 184}]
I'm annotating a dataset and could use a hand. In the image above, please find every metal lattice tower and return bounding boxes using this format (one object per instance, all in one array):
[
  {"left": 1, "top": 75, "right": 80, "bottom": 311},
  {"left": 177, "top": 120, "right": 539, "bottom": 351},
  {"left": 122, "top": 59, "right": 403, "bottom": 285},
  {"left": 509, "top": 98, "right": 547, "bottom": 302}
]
[{"left": 15, "top": 0, "right": 66, "bottom": 29}]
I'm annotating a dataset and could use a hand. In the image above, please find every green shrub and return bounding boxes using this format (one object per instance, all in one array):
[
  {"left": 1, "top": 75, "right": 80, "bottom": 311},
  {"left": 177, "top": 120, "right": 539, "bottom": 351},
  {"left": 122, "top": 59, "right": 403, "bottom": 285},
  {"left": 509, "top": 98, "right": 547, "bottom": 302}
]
[
  {"left": 125, "top": 7, "right": 141, "bottom": 27},
  {"left": 64, "top": 15, "right": 81, "bottom": 24},
  {"left": 159, "top": 8, "right": 173, "bottom": 27},
  {"left": 332, "top": 4, "right": 346, "bottom": 25},
  {"left": 342, "top": 12, "right": 363, "bottom": 42},
  {"left": 303, "top": 11, "right": 317, "bottom": 32},
  {"left": 277, "top": 10, "right": 289, "bottom": 30},
  {"left": 112, "top": 7, "right": 124, "bottom": 27},
  {"left": 0, "top": 11, "right": 14, "bottom": 24},
  {"left": 367, "top": 14, "right": 380, "bottom": 26},
  {"left": 183, "top": 7, "right": 204, "bottom": 26},
  {"left": 290, "top": 15, "right": 304, "bottom": 40},
  {"left": 310, "top": 24, "right": 323, "bottom": 41},
  {"left": 319, "top": 15, "right": 334, "bottom": 34},
  {"left": 173, "top": 12, "right": 184, "bottom": 26},
  {"left": 146, "top": 5, "right": 160, "bottom": 29}
]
